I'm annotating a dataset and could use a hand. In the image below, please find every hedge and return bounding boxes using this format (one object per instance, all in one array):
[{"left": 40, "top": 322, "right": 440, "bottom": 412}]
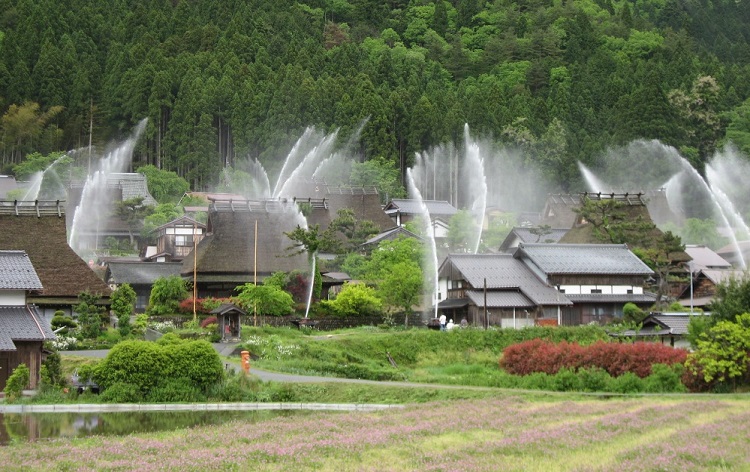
[{"left": 500, "top": 339, "right": 688, "bottom": 378}]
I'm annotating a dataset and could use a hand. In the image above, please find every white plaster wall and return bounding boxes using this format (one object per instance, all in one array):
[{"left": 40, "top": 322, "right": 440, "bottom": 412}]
[{"left": 0, "top": 290, "right": 26, "bottom": 305}]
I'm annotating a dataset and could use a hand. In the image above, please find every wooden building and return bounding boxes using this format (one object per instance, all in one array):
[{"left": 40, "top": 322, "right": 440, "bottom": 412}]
[{"left": 0, "top": 250, "right": 56, "bottom": 391}]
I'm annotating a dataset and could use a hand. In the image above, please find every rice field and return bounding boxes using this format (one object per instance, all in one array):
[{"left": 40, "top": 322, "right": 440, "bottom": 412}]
[{"left": 1, "top": 396, "right": 747, "bottom": 471}]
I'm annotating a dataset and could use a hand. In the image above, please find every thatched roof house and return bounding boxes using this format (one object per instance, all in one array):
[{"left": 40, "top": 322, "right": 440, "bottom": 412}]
[
  {"left": 0, "top": 201, "right": 111, "bottom": 318},
  {"left": 298, "top": 184, "right": 395, "bottom": 232},
  {"left": 181, "top": 198, "right": 310, "bottom": 297}
]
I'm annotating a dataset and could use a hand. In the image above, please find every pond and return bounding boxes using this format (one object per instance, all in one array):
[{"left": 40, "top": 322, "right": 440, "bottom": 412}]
[{"left": 0, "top": 410, "right": 306, "bottom": 445}]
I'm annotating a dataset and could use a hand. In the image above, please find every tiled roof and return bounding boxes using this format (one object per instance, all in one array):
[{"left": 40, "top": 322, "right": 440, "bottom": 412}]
[
  {"left": 0, "top": 250, "right": 43, "bottom": 290},
  {"left": 362, "top": 226, "right": 421, "bottom": 247},
  {"left": 0, "top": 305, "right": 55, "bottom": 351},
  {"left": 700, "top": 269, "right": 746, "bottom": 286},
  {"left": 498, "top": 227, "right": 569, "bottom": 252},
  {"left": 109, "top": 173, "right": 157, "bottom": 206},
  {"left": 565, "top": 293, "right": 657, "bottom": 303},
  {"left": 439, "top": 254, "right": 571, "bottom": 305},
  {"left": 107, "top": 262, "right": 183, "bottom": 285},
  {"left": 650, "top": 313, "right": 699, "bottom": 335},
  {"left": 614, "top": 312, "right": 710, "bottom": 338},
  {"left": 385, "top": 199, "right": 458, "bottom": 217},
  {"left": 466, "top": 290, "right": 536, "bottom": 308},
  {"left": 515, "top": 243, "right": 654, "bottom": 275},
  {"left": 685, "top": 245, "right": 731, "bottom": 270}
]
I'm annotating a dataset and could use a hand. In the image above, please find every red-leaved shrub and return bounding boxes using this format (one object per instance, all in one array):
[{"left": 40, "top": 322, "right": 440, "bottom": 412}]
[
  {"left": 499, "top": 340, "right": 688, "bottom": 378},
  {"left": 199, "top": 316, "right": 218, "bottom": 329}
]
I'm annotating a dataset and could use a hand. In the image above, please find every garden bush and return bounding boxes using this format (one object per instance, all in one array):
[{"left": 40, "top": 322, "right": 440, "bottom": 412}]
[
  {"left": 200, "top": 316, "right": 218, "bottom": 329},
  {"left": 500, "top": 339, "right": 688, "bottom": 378},
  {"left": 99, "top": 382, "right": 141, "bottom": 403},
  {"left": 164, "top": 340, "right": 225, "bottom": 391},
  {"left": 95, "top": 340, "right": 170, "bottom": 394},
  {"left": 50, "top": 314, "right": 77, "bottom": 334},
  {"left": 644, "top": 364, "right": 687, "bottom": 393},
  {"left": 146, "top": 378, "right": 206, "bottom": 402},
  {"left": 4, "top": 363, "right": 30, "bottom": 401},
  {"left": 95, "top": 339, "right": 224, "bottom": 397}
]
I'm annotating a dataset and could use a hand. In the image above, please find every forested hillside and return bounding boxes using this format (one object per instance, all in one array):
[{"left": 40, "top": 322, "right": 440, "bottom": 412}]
[{"left": 2, "top": 0, "right": 750, "bottom": 191}]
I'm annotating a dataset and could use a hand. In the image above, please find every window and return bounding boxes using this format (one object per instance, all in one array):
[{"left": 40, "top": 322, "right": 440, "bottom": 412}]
[
  {"left": 590, "top": 289, "right": 602, "bottom": 294},
  {"left": 175, "top": 235, "right": 193, "bottom": 247}
]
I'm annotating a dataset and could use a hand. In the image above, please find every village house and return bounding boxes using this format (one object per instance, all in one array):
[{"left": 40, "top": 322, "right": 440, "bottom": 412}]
[
  {"left": 142, "top": 216, "right": 207, "bottom": 262},
  {"left": 0, "top": 200, "right": 111, "bottom": 319},
  {"left": 612, "top": 312, "right": 710, "bottom": 349},
  {"left": 437, "top": 243, "right": 656, "bottom": 327},
  {"left": 105, "top": 261, "right": 183, "bottom": 312},
  {"left": 0, "top": 250, "right": 56, "bottom": 391},
  {"left": 514, "top": 243, "right": 656, "bottom": 325},
  {"left": 437, "top": 253, "right": 572, "bottom": 328},
  {"left": 181, "top": 197, "right": 311, "bottom": 298}
]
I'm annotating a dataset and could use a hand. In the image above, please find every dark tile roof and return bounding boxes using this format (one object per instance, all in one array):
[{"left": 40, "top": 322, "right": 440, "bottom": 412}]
[
  {"left": 385, "top": 199, "right": 458, "bottom": 217},
  {"left": 0, "top": 250, "right": 43, "bottom": 290},
  {"left": 515, "top": 243, "right": 654, "bottom": 275},
  {"left": 0, "top": 212, "right": 111, "bottom": 299},
  {"left": 361, "top": 226, "right": 422, "bottom": 247},
  {"left": 466, "top": 290, "right": 536, "bottom": 308},
  {"left": 437, "top": 297, "right": 469, "bottom": 309},
  {"left": 0, "top": 305, "right": 55, "bottom": 351},
  {"left": 618, "top": 312, "right": 710, "bottom": 337},
  {"left": 210, "top": 303, "right": 247, "bottom": 316},
  {"left": 498, "top": 227, "right": 569, "bottom": 252},
  {"left": 564, "top": 293, "right": 657, "bottom": 303},
  {"left": 439, "top": 254, "right": 571, "bottom": 306},
  {"left": 106, "top": 262, "right": 183, "bottom": 285}
]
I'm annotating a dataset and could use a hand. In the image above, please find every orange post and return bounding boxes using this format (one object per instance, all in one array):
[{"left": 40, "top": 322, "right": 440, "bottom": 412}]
[{"left": 241, "top": 351, "right": 251, "bottom": 374}]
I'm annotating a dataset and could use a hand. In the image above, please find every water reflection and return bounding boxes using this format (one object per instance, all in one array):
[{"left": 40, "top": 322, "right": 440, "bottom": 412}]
[{"left": 0, "top": 410, "right": 302, "bottom": 445}]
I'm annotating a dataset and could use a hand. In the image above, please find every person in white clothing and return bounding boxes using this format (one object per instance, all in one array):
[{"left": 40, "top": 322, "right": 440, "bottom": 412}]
[
  {"left": 446, "top": 319, "right": 455, "bottom": 330},
  {"left": 439, "top": 313, "right": 447, "bottom": 331}
]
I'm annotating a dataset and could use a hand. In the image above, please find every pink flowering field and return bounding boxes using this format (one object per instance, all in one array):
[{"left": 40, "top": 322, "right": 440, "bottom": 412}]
[{"left": 0, "top": 397, "right": 747, "bottom": 471}]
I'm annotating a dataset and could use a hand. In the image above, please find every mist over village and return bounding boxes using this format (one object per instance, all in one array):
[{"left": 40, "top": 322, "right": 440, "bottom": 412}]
[{"left": 1, "top": 1, "right": 749, "bottom": 470}]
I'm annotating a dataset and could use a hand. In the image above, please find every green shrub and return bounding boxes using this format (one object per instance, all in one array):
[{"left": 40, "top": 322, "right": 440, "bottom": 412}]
[
  {"left": 94, "top": 340, "right": 170, "bottom": 394},
  {"left": 607, "top": 372, "right": 644, "bottom": 393},
  {"left": 50, "top": 315, "right": 78, "bottom": 334},
  {"left": 207, "top": 372, "right": 259, "bottom": 402},
  {"left": 146, "top": 378, "right": 206, "bottom": 402},
  {"left": 4, "top": 363, "right": 30, "bottom": 402},
  {"left": 40, "top": 349, "right": 66, "bottom": 389},
  {"left": 519, "top": 372, "right": 552, "bottom": 390},
  {"left": 644, "top": 364, "right": 687, "bottom": 393},
  {"left": 99, "top": 382, "right": 142, "bottom": 403},
  {"left": 165, "top": 340, "right": 225, "bottom": 391},
  {"left": 578, "top": 367, "right": 610, "bottom": 392},
  {"left": 156, "top": 332, "right": 185, "bottom": 346},
  {"left": 552, "top": 368, "right": 582, "bottom": 392}
]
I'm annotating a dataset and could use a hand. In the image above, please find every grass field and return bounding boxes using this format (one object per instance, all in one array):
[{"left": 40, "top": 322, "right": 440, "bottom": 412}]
[{"left": 1, "top": 395, "right": 747, "bottom": 471}]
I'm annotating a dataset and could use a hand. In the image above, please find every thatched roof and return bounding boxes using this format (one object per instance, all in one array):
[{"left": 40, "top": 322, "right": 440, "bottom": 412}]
[
  {"left": 181, "top": 202, "right": 310, "bottom": 281},
  {"left": 0, "top": 204, "right": 111, "bottom": 302}
]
